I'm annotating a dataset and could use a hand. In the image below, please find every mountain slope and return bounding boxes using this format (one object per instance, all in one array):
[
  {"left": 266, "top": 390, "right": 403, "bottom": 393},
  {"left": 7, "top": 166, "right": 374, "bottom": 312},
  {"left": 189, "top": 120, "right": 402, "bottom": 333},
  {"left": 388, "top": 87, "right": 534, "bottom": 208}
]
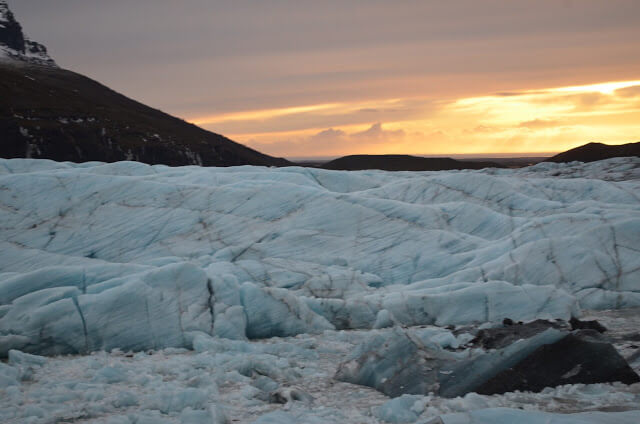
[
  {"left": 545, "top": 142, "right": 640, "bottom": 164},
  {"left": 0, "top": 1, "right": 289, "bottom": 167},
  {"left": 322, "top": 154, "right": 502, "bottom": 171},
  {"left": 0, "top": 64, "right": 290, "bottom": 166}
]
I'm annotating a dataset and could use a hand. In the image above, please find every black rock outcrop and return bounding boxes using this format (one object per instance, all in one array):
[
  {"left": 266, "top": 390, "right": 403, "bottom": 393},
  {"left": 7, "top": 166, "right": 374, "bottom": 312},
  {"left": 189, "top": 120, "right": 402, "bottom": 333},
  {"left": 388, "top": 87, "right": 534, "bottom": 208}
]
[
  {"left": 476, "top": 330, "right": 639, "bottom": 395},
  {"left": 470, "top": 319, "right": 567, "bottom": 350},
  {"left": 336, "top": 320, "right": 639, "bottom": 398},
  {"left": 569, "top": 317, "right": 607, "bottom": 333},
  {"left": 0, "top": 1, "right": 24, "bottom": 52}
]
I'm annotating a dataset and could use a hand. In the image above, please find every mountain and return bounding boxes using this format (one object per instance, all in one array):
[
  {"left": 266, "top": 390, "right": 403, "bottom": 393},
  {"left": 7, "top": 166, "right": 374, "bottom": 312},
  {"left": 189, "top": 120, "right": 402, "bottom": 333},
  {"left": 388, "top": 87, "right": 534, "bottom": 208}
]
[
  {"left": 322, "top": 154, "right": 502, "bottom": 171},
  {"left": 0, "top": 1, "right": 55, "bottom": 67},
  {"left": 545, "top": 142, "right": 640, "bottom": 163},
  {"left": 0, "top": 1, "right": 290, "bottom": 167}
]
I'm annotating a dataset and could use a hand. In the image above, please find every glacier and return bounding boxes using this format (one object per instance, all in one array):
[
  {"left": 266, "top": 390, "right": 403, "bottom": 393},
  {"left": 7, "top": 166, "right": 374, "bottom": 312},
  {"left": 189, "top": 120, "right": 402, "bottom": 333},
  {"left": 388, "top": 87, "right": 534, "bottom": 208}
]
[
  {"left": 0, "top": 157, "right": 639, "bottom": 423},
  {"left": 1, "top": 157, "right": 639, "bottom": 355}
]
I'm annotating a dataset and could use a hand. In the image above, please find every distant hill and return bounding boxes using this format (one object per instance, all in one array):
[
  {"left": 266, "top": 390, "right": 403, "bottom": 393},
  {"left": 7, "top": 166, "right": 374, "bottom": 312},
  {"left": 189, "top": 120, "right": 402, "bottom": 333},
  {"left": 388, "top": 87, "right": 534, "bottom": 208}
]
[
  {"left": 545, "top": 142, "right": 640, "bottom": 164},
  {"left": 321, "top": 154, "right": 503, "bottom": 171},
  {"left": 0, "top": 1, "right": 290, "bottom": 167}
]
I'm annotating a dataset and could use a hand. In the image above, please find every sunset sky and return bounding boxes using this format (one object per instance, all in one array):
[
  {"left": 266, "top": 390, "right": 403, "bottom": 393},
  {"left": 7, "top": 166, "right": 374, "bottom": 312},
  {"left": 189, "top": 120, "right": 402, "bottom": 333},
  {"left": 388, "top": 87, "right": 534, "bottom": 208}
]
[{"left": 14, "top": 0, "right": 640, "bottom": 158}]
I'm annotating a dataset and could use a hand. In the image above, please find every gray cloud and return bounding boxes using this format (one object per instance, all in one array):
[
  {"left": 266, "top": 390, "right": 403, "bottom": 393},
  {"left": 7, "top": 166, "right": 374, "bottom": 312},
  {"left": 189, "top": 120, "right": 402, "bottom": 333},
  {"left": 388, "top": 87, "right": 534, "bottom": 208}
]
[
  {"left": 351, "top": 123, "right": 405, "bottom": 141},
  {"left": 518, "top": 119, "right": 562, "bottom": 129},
  {"left": 495, "top": 92, "right": 527, "bottom": 97},
  {"left": 8, "top": 0, "right": 640, "bottom": 131}
]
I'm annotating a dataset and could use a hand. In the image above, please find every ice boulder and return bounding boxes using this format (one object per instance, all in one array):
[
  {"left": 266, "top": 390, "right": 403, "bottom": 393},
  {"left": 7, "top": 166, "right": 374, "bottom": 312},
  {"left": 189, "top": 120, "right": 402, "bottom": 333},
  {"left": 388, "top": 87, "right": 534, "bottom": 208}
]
[
  {"left": 250, "top": 411, "right": 297, "bottom": 424},
  {"left": 8, "top": 349, "right": 47, "bottom": 367},
  {"left": 0, "top": 362, "right": 20, "bottom": 388},
  {"left": 240, "top": 282, "right": 334, "bottom": 338},
  {"left": 250, "top": 410, "right": 330, "bottom": 424},
  {"left": 180, "top": 405, "right": 229, "bottom": 424},
  {"left": 375, "top": 394, "right": 425, "bottom": 423},
  {"left": 0, "top": 263, "right": 214, "bottom": 356},
  {"left": 7, "top": 349, "right": 47, "bottom": 382}
]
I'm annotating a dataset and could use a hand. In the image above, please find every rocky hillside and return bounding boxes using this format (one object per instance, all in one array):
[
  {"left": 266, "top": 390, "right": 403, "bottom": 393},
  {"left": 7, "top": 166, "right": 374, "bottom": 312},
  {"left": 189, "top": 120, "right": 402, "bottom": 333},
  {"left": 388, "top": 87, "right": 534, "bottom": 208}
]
[{"left": 0, "top": 1, "right": 290, "bottom": 167}]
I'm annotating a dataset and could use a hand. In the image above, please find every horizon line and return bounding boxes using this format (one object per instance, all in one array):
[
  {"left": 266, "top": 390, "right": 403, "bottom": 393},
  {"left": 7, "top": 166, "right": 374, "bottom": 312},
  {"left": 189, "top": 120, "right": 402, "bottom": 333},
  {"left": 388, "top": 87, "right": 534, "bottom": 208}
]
[{"left": 284, "top": 152, "right": 558, "bottom": 161}]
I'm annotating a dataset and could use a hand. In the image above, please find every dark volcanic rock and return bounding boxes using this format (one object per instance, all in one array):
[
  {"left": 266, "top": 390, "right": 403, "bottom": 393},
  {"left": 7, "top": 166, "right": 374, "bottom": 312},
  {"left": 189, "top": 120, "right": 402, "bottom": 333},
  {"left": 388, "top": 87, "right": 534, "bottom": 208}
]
[
  {"left": 336, "top": 322, "right": 640, "bottom": 399},
  {"left": 0, "top": 1, "right": 24, "bottom": 52},
  {"left": 624, "top": 332, "right": 640, "bottom": 342},
  {"left": 476, "top": 331, "right": 640, "bottom": 395},
  {"left": 570, "top": 317, "right": 607, "bottom": 333},
  {"left": 268, "top": 388, "right": 313, "bottom": 405},
  {"left": 322, "top": 154, "right": 503, "bottom": 172},
  {"left": 545, "top": 142, "right": 640, "bottom": 163},
  {"left": 336, "top": 326, "right": 571, "bottom": 398},
  {"left": 470, "top": 319, "right": 567, "bottom": 350}
]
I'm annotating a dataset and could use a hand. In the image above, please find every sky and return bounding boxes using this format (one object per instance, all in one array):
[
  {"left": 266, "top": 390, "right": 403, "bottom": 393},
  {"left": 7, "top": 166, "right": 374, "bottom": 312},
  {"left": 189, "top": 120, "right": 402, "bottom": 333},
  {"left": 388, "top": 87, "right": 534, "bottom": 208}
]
[{"left": 12, "top": 0, "right": 640, "bottom": 158}]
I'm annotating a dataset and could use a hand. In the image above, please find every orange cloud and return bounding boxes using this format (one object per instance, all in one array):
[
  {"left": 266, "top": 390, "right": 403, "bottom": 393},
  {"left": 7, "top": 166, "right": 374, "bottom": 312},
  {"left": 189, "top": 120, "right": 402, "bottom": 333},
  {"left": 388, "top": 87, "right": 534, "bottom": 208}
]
[
  {"left": 188, "top": 79, "right": 640, "bottom": 158},
  {"left": 616, "top": 85, "right": 640, "bottom": 98}
]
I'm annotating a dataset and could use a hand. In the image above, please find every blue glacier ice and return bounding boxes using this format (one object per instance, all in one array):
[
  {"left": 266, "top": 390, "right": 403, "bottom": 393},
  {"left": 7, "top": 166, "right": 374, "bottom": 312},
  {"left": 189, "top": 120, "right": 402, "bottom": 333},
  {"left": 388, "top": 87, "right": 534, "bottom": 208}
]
[
  {"left": 375, "top": 394, "right": 425, "bottom": 423},
  {"left": 0, "top": 157, "right": 639, "bottom": 356}
]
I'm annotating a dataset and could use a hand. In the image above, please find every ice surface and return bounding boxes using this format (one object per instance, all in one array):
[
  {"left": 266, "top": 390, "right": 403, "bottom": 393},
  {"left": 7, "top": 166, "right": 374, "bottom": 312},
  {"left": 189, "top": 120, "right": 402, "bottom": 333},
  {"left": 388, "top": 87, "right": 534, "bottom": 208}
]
[
  {"left": 0, "top": 158, "right": 640, "bottom": 355},
  {"left": 0, "top": 158, "right": 639, "bottom": 422},
  {"left": 1, "top": 157, "right": 639, "bottom": 355}
]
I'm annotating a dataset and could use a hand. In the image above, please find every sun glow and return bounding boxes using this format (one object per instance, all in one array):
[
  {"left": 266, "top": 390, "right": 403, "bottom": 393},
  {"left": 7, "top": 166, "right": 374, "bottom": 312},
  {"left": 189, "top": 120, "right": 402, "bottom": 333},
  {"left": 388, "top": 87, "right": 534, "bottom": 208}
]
[
  {"left": 188, "top": 79, "right": 640, "bottom": 157},
  {"left": 190, "top": 102, "right": 345, "bottom": 126},
  {"left": 550, "top": 80, "right": 640, "bottom": 95}
]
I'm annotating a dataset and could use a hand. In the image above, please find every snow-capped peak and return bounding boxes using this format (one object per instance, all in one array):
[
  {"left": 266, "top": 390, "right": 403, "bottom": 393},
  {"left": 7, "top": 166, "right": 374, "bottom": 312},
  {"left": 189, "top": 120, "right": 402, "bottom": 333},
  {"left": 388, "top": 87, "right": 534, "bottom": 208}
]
[
  {"left": 0, "top": 1, "right": 10, "bottom": 22},
  {"left": 0, "top": 0, "right": 56, "bottom": 67}
]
